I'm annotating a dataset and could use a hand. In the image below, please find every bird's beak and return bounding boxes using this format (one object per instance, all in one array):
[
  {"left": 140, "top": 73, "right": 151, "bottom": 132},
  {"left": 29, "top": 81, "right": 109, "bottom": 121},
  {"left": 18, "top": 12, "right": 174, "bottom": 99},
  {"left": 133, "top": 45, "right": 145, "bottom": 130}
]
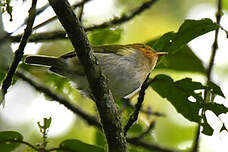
[{"left": 156, "top": 52, "right": 168, "bottom": 56}]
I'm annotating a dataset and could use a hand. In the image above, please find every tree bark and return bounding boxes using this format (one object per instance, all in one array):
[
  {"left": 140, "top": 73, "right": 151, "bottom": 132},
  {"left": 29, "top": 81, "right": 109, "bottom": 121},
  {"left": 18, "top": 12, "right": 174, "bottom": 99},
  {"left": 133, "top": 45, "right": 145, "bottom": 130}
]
[{"left": 48, "top": 0, "right": 127, "bottom": 152}]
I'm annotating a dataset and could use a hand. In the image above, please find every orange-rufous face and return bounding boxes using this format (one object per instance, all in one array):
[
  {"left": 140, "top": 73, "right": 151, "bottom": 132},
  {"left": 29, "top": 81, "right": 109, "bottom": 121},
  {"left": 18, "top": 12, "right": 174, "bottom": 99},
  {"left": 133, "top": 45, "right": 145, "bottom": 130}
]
[{"left": 128, "top": 43, "right": 168, "bottom": 60}]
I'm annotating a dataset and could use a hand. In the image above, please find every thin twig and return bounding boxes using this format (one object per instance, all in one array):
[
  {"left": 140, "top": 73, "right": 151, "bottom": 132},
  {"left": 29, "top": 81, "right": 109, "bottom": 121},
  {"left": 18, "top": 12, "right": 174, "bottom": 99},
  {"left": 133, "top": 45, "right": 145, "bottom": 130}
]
[
  {"left": 124, "top": 75, "right": 153, "bottom": 135},
  {"left": 0, "top": 0, "right": 91, "bottom": 44},
  {"left": 0, "top": 140, "right": 39, "bottom": 151},
  {"left": 207, "top": 0, "right": 222, "bottom": 81},
  {"left": 20, "top": 3, "right": 50, "bottom": 31},
  {"left": 0, "top": 112, "right": 172, "bottom": 152},
  {"left": 10, "top": 0, "right": 158, "bottom": 43},
  {"left": 192, "top": 0, "right": 222, "bottom": 152},
  {"left": 85, "top": 0, "right": 158, "bottom": 31},
  {"left": 137, "top": 121, "right": 155, "bottom": 139},
  {"left": 121, "top": 98, "right": 164, "bottom": 117},
  {"left": 32, "top": 0, "right": 91, "bottom": 30},
  {"left": 78, "top": 2, "right": 84, "bottom": 22},
  {"left": 0, "top": 3, "right": 49, "bottom": 44},
  {"left": 1, "top": 0, "right": 37, "bottom": 99},
  {"left": 192, "top": 122, "right": 201, "bottom": 152},
  {"left": 10, "top": 30, "right": 68, "bottom": 42},
  {"left": 36, "top": 3, "right": 50, "bottom": 16},
  {"left": 16, "top": 70, "right": 102, "bottom": 129}
]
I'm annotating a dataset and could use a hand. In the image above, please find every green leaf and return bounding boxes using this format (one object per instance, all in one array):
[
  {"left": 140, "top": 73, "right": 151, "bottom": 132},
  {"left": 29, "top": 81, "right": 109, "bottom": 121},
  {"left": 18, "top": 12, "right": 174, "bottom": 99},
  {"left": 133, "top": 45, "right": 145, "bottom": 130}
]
[
  {"left": 220, "top": 124, "right": 226, "bottom": 132},
  {"left": 128, "top": 124, "right": 144, "bottom": 133},
  {"left": 0, "top": 131, "right": 23, "bottom": 152},
  {"left": 149, "top": 19, "right": 218, "bottom": 74},
  {"left": 204, "top": 103, "right": 228, "bottom": 116},
  {"left": 147, "top": 42, "right": 206, "bottom": 74},
  {"left": 161, "top": 45, "right": 205, "bottom": 73},
  {"left": 44, "top": 117, "right": 52, "bottom": 129},
  {"left": 59, "top": 139, "right": 105, "bottom": 152},
  {"left": 150, "top": 74, "right": 228, "bottom": 135},
  {"left": 89, "top": 27, "right": 122, "bottom": 45},
  {"left": 201, "top": 120, "right": 213, "bottom": 136},
  {"left": 151, "top": 75, "right": 202, "bottom": 122},
  {"left": 207, "top": 81, "right": 225, "bottom": 98},
  {"left": 94, "top": 130, "right": 106, "bottom": 147},
  {"left": 129, "top": 145, "right": 152, "bottom": 152},
  {"left": 37, "top": 117, "right": 52, "bottom": 134},
  {"left": 153, "top": 32, "right": 176, "bottom": 52},
  {"left": 153, "top": 18, "right": 218, "bottom": 53},
  {"left": 127, "top": 124, "right": 144, "bottom": 137},
  {"left": 0, "top": 0, "right": 13, "bottom": 21}
]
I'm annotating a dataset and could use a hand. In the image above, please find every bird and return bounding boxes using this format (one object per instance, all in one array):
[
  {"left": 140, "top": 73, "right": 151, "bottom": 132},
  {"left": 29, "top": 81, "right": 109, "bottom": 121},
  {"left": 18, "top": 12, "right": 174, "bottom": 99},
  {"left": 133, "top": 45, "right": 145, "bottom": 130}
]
[{"left": 25, "top": 44, "right": 167, "bottom": 100}]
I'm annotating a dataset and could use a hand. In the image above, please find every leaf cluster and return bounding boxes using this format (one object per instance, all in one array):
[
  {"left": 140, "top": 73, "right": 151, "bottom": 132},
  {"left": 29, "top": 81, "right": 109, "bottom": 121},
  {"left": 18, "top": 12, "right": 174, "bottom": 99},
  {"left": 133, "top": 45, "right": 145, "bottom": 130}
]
[{"left": 0, "top": 0, "right": 13, "bottom": 21}]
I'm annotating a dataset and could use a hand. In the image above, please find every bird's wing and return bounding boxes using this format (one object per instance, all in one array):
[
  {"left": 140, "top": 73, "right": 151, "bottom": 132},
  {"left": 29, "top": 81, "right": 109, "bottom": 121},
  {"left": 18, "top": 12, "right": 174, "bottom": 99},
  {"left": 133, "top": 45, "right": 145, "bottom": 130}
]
[
  {"left": 60, "top": 45, "right": 136, "bottom": 59},
  {"left": 92, "top": 45, "right": 135, "bottom": 56}
]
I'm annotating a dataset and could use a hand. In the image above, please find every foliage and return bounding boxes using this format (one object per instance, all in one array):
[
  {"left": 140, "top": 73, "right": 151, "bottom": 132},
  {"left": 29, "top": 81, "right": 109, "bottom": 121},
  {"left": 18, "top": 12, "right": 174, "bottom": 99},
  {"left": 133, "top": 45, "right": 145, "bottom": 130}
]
[
  {"left": 147, "top": 41, "right": 206, "bottom": 73},
  {"left": 2, "top": 16, "right": 227, "bottom": 151},
  {"left": 147, "top": 18, "right": 219, "bottom": 73},
  {"left": 37, "top": 117, "right": 52, "bottom": 148},
  {"left": 150, "top": 74, "right": 226, "bottom": 135},
  {"left": 152, "top": 18, "right": 219, "bottom": 53},
  {"left": 0, "top": 131, "right": 23, "bottom": 152},
  {"left": 0, "top": 0, "right": 228, "bottom": 151},
  {"left": 0, "top": 0, "right": 13, "bottom": 21},
  {"left": 0, "top": 119, "right": 104, "bottom": 152}
]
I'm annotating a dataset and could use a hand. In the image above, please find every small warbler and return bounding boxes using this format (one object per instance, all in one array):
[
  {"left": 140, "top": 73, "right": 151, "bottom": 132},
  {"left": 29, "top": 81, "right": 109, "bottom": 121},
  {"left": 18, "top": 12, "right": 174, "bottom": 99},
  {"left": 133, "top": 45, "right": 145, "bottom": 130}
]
[{"left": 25, "top": 44, "right": 167, "bottom": 100}]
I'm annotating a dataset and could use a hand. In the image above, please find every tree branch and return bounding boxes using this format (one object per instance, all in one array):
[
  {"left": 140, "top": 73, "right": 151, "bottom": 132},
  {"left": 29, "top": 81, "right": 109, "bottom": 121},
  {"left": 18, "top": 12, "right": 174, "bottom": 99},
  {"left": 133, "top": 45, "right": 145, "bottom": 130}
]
[
  {"left": 0, "top": 0, "right": 92, "bottom": 44},
  {"left": 32, "top": 0, "right": 92, "bottom": 30},
  {"left": 48, "top": 0, "right": 127, "bottom": 152},
  {"left": 78, "top": 1, "right": 85, "bottom": 22},
  {"left": 10, "top": 0, "right": 159, "bottom": 43},
  {"left": 124, "top": 75, "right": 152, "bottom": 135},
  {"left": 1, "top": 0, "right": 37, "bottom": 101},
  {"left": 120, "top": 98, "right": 164, "bottom": 117},
  {"left": 0, "top": 3, "right": 49, "bottom": 45},
  {"left": 10, "top": 30, "right": 68, "bottom": 42},
  {"left": 192, "top": 0, "right": 223, "bottom": 152},
  {"left": 137, "top": 121, "right": 155, "bottom": 139},
  {"left": 207, "top": 0, "right": 222, "bottom": 81},
  {"left": 16, "top": 70, "right": 102, "bottom": 129},
  {"left": 84, "top": 0, "right": 158, "bottom": 31},
  {"left": 19, "top": 3, "right": 50, "bottom": 32},
  {"left": 0, "top": 140, "right": 39, "bottom": 151}
]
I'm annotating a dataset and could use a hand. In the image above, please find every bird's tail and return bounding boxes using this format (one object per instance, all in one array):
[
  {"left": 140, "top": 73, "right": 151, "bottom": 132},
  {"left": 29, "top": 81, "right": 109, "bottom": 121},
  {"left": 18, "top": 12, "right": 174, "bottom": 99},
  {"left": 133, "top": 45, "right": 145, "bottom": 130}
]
[{"left": 25, "top": 55, "right": 62, "bottom": 67}]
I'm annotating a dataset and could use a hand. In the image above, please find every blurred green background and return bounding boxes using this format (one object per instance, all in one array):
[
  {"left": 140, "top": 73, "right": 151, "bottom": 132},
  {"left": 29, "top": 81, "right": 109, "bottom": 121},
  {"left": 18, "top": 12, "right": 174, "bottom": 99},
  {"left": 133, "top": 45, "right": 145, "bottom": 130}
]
[{"left": 1, "top": 0, "right": 228, "bottom": 151}]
